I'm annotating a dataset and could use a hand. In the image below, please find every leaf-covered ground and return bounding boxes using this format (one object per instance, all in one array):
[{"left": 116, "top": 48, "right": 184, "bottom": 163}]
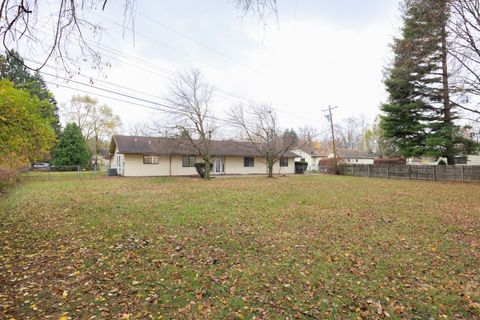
[{"left": 0, "top": 174, "right": 479, "bottom": 319}]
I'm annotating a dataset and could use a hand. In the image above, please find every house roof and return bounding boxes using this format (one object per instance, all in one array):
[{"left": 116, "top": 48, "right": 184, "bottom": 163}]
[
  {"left": 297, "top": 147, "right": 328, "bottom": 157},
  {"left": 110, "top": 135, "right": 299, "bottom": 158},
  {"left": 336, "top": 149, "right": 374, "bottom": 159}
]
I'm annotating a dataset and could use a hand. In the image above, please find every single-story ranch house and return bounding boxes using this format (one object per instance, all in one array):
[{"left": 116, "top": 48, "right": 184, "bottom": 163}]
[{"left": 109, "top": 135, "right": 298, "bottom": 177}]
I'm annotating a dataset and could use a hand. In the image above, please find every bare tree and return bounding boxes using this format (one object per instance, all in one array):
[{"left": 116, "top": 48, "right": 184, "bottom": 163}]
[
  {"left": 298, "top": 125, "right": 320, "bottom": 147},
  {"left": 166, "top": 69, "right": 215, "bottom": 180},
  {"left": 0, "top": 1, "right": 136, "bottom": 73},
  {"left": 334, "top": 116, "right": 369, "bottom": 151},
  {"left": 364, "top": 116, "right": 398, "bottom": 157},
  {"left": 229, "top": 104, "right": 298, "bottom": 178},
  {"left": 1, "top": 0, "right": 277, "bottom": 73},
  {"left": 448, "top": 0, "right": 480, "bottom": 117},
  {"left": 128, "top": 121, "right": 153, "bottom": 137},
  {"left": 63, "top": 95, "right": 122, "bottom": 166},
  {"left": 233, "top": 0, "right": 278, "bottom": 20},
  {"left": 127, "top": 119, "right": 174, "bottom": 137}
]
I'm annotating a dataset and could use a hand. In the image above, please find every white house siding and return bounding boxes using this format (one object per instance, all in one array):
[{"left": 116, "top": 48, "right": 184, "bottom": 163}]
[
  {"left": 273, "top": 158, "right": 295, "bottom": 174},
  {"left": 170, "top": 156, "right": 198, "bottom": 176},
  {"left": 113, "top": 151, "right": 296, "bottom": 177},
  {"left": 224, "top": 156, "right": 265, "bottom": 174},
  {"left": 293, "top": 150, "right": 313, "bottom": 170},
  {"left": 344, "top": 158, "right": 374, "bottom": 165},
  {"left": 467, "top": 155, "right": 480, "bottom": 165},
  {"left": 312, "top": 156, "right": 325, "bottom": 169},
  {"left": 123, "top": 154, "right": 170, "bottom": 177},
  {"left": 293, "top": 150, "right": 326, "bottom": 171},
  {"left": 111, "top": 147, "right": 125, "bottom": 175},
  {"left": 224, "top": 156, "right": 294, "bottom": 175}
]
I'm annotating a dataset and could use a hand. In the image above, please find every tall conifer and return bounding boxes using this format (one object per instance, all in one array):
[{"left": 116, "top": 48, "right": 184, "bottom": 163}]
[{"left": 381, "top": 0, "right": 477, "bottom": 163}]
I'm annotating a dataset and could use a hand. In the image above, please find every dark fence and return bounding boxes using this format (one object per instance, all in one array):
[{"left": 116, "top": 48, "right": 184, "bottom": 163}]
[{"left": 339, "top": 164, "right": 480, "bottom": 183}]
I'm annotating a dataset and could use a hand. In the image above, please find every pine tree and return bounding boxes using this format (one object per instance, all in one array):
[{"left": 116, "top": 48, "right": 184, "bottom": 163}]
[
  {"left": 52, "top": 123, "right": 91, "bottom": 168},
  {"left": 381, "top": 0, "right": 477, "bottom": 164}
]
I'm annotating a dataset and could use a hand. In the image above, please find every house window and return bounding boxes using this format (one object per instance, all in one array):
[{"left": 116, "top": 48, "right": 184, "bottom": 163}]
[
  {"left": 280, "top": 157, "right": 289, "bottom": 167},
  {"left": 143, "top": 155, "right": 159, "bottom": 164},
  {"left": 454, "top": 157, "right": 467, "bottom": 164},
  {"left": 301, "top": 158, "right": 305, "bottom": 162},
  {"left": 244, "top": 157, "right": 254, "bottom": 167},
  {"left": 182, "top": 156, "right": 196, "bottom": 167}
]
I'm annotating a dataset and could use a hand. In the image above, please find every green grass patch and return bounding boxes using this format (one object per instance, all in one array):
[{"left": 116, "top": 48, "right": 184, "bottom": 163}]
[{"left": 1, "top": 175, "right": 479, "bottom": 319}]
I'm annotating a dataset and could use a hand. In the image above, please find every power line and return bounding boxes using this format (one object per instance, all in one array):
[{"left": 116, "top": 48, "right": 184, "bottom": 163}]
[
  {"left": 41, "top": 73, "right": 240, "bottom": 127},
  {"left": 116, "top": 0, "right": 257, "bottom": 72},
  {"left": 98, "top": 13, "right": 246, "bottom": 81},
  {"left": 31, "top": 57, "right": 251, "bottom": 108},
  {"left": 82, "top": 39, "right": 256, "bottom": 105},
  {"left": 45, "top": 76, "right": 329, "bottom": 143},
  {"left": 37, "top": 29, "right": 316, "bottom": 124}
]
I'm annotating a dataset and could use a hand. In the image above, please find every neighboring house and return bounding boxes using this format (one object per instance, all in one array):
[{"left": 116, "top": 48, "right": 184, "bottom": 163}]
[
  {"left": 408, "top": 155, "right": 480, "bottom": 165},
  {"left": 328, "top": 150, "right": 375, "bottom": 165},
  {"left": 466, "top": 154, "right": 480, "bottom": 165},
  {"left": 93, "top": 149, "right": 111, "bottom": 167},
  {"left": 293, "top": 147, "right": 328, "bottom": 171},
  {"left": 109, "top": 135, "right": 298, "bottom": 177}
]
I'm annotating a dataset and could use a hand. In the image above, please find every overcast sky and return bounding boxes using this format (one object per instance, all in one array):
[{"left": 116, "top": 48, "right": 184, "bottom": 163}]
[{"left": 40, "top": 0, "right": 402, "bottom": 136}]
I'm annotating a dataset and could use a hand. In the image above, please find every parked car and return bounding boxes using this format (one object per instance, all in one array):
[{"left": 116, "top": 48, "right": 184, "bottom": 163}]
[{"left": 33, "top": 162, "right": 50, "bottom": 170}]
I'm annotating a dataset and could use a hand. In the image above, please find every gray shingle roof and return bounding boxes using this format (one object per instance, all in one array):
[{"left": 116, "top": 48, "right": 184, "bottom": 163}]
[
  {"left": 336, "top": 150, "right": 374, "bottom": 159},
  {"left": 298, "top": 147, "right": 329, "bottom": 156},
  {"left": 111, "top": 135, "right": 299, "bottom": 158}
]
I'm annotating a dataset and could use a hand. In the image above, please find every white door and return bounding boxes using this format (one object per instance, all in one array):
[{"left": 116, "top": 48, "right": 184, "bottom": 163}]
[{"left": 213, "top": 157, "right": 224, "bottom": 174}]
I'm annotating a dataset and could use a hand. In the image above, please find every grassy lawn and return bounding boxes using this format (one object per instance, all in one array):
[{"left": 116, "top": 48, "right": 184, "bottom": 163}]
[{"left": 1, "top": 174, "right": 479, "bottom": 319}]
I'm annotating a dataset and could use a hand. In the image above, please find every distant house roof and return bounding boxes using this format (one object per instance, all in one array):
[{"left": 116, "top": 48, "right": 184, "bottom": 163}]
[
  {"left": 110, "top": 135, "right": 299, "bottom": 158},
  {"left": 297, "top": 147, "right": 328, "bottom": 157},
  {"left": 336, "top": 149, "right": 374, "bottom": 159}
]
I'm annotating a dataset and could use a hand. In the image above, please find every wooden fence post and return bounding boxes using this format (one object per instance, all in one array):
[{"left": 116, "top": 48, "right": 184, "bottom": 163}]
[
  {"left": 368, "top": 165, "right": 371, "bottom": 178},
  {"left": 387, "top": 165, "right": 390, "bottom": 179},
  {"left": 461, "top": 166, "right": 465, "bottom": 182},
  {"left": 408, "top": 165, "right": 411, "bottom": 180},
  {"left": 432, "top": 165, "right": 436, "bottom": 181}
]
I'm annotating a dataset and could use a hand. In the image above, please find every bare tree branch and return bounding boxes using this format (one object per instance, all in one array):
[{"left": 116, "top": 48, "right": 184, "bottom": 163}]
[
  {"left": 165, "top": 68, "right": 216, "bottom": 179},
  {"left": 229, "top": 103, "right": 297, "bottom": 178}
]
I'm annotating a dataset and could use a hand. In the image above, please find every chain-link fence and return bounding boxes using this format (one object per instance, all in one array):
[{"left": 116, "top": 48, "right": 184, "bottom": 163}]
[{"left": 23, "top": 165, "right": 108, "bottom": 181}]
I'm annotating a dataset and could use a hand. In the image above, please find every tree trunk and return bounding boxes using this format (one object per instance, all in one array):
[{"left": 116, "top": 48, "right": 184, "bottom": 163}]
[
  {"left": 94, "top": 134, "right": 99, "bottom": 167},
  {"left": 267, "top": 161, "right": 274, "bottom": 178},
  {"left": 441, "top": 0, "right": 455, "bottom": 165},
  {"left": 204, "top": 161, "right": 211, "bottom": 180}
]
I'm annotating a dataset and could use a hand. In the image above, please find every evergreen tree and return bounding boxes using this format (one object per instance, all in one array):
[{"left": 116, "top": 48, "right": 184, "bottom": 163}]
[
  {"left": 52, "top": 123, "right": 91, "bottom": 168},
  {"left": 381, "top": 0, "right": 477, "bottom": 164},
  {"left": 0, "top": 51, "right": 61, "bottom": 137},
  {"left": 283, "top": 128, "right": 299, "bottom": 147}
]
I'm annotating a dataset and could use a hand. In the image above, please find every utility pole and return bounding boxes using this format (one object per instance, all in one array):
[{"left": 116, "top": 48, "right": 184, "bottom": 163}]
[{"left": 323, "top": 106, "right": 339, "bottom": 174}]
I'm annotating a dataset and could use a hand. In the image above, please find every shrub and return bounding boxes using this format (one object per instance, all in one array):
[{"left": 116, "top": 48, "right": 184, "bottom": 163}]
[
  {"left": 294, "top": 161, "right": 308, "bottom": 174},
  {"left": 194, "top": 162, "right": 212, "bottom": 178},
  {"left": 0, "top": 167, "right": 18, "bottom": 193},
  {"left": 438, "top": 159, "right": 447, "bottom": 165}
]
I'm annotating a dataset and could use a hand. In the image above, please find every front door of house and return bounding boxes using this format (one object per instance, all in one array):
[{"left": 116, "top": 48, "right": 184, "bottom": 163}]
[{"left": 213, "top": 157, "right": 224, "bottom": 175}]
